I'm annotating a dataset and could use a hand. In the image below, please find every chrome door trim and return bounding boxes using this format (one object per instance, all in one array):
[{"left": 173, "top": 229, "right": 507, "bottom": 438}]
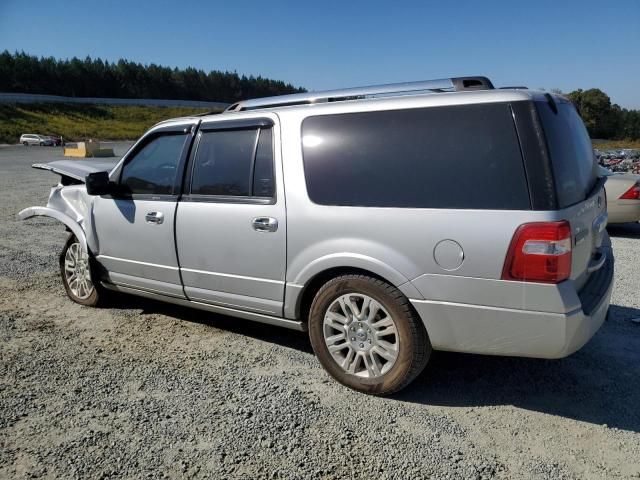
[
  {"left": 97, "top": 255, "right": 180, "bottom": 271},
  {"left": 180, "top": 267, "right": 284, "bottom": 284}
]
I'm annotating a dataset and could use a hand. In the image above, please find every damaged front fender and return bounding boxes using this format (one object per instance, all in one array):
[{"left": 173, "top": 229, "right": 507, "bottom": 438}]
[
  {"left": 19, "top": 205, "right": 89, "bottom": 252},
  {"left": 18, "top": 184, "right": 97, "bottom": 254}
]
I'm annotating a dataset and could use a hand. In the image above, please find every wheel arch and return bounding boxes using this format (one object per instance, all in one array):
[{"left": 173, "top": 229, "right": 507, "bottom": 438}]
[
  {"left": 287, "top": 264, "right": 423, "bottom": 322},
  {"left": 18, "top": 206, "right": 89, "bottom": 253}
]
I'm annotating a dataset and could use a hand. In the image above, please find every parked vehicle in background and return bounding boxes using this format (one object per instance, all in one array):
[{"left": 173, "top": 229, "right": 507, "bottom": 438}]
[
  {"left": 20, "top": 134, "right": 53, "bottom": 146},
  {"left": 19, "top": 76, "right": 614, "bottom": 395},
  {"left": 601, "top": 166, "right": 640, "bottom": 224},
  {"left": 46, "top": 134, "right": 64, "bottom": 146}
]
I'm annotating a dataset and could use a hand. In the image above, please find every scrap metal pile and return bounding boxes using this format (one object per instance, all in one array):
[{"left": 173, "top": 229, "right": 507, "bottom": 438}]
[{"left": 596, "top": 149, "right": 640, "bottom": 174}]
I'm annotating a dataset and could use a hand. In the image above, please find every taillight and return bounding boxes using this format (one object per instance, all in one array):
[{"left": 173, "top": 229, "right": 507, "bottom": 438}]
[
  {"left": 502, "top": 221, "right": 572, "bottom": 283},
  {"left": 619, "top": 182, "right": 640, "bottom": 200}
]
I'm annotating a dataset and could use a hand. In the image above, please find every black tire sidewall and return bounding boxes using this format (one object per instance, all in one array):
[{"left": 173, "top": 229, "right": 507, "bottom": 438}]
[
  {"left": 309, "top": 276, "right": 427, "bottom": 394},
  {"left": 59, "top": 235, "right": 100, "bottom": 307}
]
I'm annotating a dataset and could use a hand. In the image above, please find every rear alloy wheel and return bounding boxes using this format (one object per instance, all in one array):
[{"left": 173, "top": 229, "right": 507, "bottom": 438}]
[
  {"left": 308, "top": 274, "right": 431, "bottom": 395},
  {"left": 324, "top": 293, "right": 399, "bottom": 377},
  {"left": 59, "top": 235, "right": 103, "bottom": 306}
]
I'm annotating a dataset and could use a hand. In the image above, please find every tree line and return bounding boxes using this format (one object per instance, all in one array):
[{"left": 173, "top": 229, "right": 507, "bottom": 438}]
[
  {"left": 567, "top": 88, "right": 640, "bottom": 141},
  {"left": 0, "top": 51, "right": 304, "bottom": 103},
  {"left": 1, "top": 51, "right": 638, "bottom": 140}
]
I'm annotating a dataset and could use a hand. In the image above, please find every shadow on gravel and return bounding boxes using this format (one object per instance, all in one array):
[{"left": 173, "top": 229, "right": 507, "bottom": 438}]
[
  {"left": 399, "top": 304, "right": 640, "bottom": 433},
  {"left": 110, "top": 293, "right": 314, "bottom": 354},
  {"left": 109, "top": 293, "right": 640, "bottom": 432},
  {"left": 607, "top": 222, "right": 640, "bottom": 238}
]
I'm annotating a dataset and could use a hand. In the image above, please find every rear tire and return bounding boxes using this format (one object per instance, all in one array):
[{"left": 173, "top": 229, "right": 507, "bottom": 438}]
[
  {"left": 308, "top": 274, "right": 431, "bottom": 395},
  {"left": 59, "top": 235, "right": 105, "bottom": 307}
]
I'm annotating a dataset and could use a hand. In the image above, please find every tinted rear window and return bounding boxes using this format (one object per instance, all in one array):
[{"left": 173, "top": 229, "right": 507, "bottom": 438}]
[
  {"left": 301, "top": 103, "right": 530, "bottom": 209},
  {"left": 537, "top": 100, "right": 598, "bottom": 208}
]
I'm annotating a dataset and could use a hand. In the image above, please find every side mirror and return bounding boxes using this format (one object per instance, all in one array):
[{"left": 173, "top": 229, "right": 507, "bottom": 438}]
[{"left": 85, "top": 171, "right": 113, "bottom": 196}]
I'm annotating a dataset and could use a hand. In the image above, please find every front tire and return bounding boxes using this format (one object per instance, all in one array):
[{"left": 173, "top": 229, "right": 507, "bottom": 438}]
[
  {"left": 308, "top": 274, "right": 431, "bottom": 395},
  {"left": 59, "top": 235, "right": 103, "bottom": 307}
]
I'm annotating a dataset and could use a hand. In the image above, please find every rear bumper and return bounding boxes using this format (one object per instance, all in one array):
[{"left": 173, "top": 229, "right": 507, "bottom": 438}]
[{"left": 410, "top": 249, "right": 614, "bottom": 359}]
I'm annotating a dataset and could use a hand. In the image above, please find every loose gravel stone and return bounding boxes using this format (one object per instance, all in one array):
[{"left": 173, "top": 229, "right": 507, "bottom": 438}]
[{"left": 1, "top": 144, "right": 639, "bottom": 479}]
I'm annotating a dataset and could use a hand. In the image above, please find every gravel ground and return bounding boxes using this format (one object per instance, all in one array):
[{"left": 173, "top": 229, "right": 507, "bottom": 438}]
[{"left": 1, "top": 143, "right": 639, "bottom": 479}]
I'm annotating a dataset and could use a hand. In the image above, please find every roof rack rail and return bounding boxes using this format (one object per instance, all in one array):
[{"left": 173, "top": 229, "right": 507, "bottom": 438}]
[
  {"left": 193, "top": 111, "right": 220, "bottom": 116},
  {"left": 226, "top": 76, "right": 494, "bottom": 112}
]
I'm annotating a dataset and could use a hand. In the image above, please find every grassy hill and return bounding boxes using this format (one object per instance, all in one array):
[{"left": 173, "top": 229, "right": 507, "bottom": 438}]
[
  {"left": 4, "top": 103, "right": 639, "bottom": 150},
  {"left": 0, "top": 103, "right": 216, "bottom": 144},
  {"left": 592, "top": 140, "right": 640, "bottom": 150}
]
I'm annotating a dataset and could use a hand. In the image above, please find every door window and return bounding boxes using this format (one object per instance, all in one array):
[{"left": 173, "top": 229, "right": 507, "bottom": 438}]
[
  {"left": 252, "top": 128, "right": 275, "bottom": 197},
  {"left": 120, "top": 133, "right": 187, "bottom": 195},
  {"left": 190, "top": 127, "right": 275, "bottom": 198}
]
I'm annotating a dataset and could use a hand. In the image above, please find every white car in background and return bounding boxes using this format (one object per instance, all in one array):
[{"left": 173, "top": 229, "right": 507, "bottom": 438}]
[
  {"left": 601, "top": 166, "right": 640, "bottom": 224},
  {"left": 20, "top": 134, "right": 54, "bottom": 146}
]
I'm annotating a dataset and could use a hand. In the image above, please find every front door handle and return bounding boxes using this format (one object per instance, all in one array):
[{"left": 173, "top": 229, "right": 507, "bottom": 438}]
[
  {"left": 145, "top": 211, "right": 164, "bottom": 224},
  {"left": 252, "top": 217, "right": 278, "bottom": 232}
]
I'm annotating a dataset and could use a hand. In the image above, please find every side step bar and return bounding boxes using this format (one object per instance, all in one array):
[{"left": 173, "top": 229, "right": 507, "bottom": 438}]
[{"left": 101, "top": 282, "right": 307, "bottom": 332}]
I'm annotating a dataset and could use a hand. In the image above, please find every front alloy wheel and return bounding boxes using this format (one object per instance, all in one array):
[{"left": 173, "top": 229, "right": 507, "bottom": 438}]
[
  {"left": 59, "top": 235, "right": 102, "bottom": 306},
  {"left": 64, "top": 241, "right": 94, "bottom": 299}
]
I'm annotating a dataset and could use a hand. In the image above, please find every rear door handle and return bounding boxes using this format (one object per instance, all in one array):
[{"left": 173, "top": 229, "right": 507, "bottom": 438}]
[
  {"left": 145, "top": 211, "right": 164, "bottom": 224},
  {"left": 252, "top": 217, "right": 278, "bottom": 232}
]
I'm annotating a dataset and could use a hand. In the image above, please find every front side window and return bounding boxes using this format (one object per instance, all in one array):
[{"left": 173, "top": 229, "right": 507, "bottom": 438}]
[
  {"left": 120, "top": 133, "right": 187, "bottom": 195},
  {"left": 190, "top": 127, "right": 274, "bottom": 198}
]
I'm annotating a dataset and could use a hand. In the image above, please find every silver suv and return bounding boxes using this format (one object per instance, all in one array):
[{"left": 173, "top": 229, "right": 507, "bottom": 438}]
[
  {"left": 20, "top": 134, "right": 53, "bottom": 146},
  {"left": 20, "top": 76, "right": 614, "bottom": 394}
]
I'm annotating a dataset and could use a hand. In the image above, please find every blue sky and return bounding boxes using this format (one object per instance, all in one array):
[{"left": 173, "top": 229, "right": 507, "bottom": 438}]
[{"left": 1, "top": 0, "right": 638, "bottom": 108}]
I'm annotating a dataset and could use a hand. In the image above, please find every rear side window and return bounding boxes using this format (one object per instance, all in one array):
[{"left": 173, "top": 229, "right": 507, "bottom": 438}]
[
  {"left": 190, "top": 127, "right": 274, "bottom": 198},
  {"left": 301, "top": 103, "right": 530, "bottom": 209},
  {"left": 536, "top": 100, "right": 598, "bottom": 208},
  {"left": 192, "top": 129, "right": 256, "bottom": 196}
]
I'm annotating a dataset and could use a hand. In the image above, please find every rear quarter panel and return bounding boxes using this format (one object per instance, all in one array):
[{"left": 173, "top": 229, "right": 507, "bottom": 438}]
[{"left": 278, "top": 103, "right": 563, "bottom": 316}]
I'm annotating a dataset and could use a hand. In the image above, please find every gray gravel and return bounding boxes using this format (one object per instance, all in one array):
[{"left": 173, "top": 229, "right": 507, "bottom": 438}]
[{"left": 1, "top": 144, "right": 640, "bottom": 479}]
